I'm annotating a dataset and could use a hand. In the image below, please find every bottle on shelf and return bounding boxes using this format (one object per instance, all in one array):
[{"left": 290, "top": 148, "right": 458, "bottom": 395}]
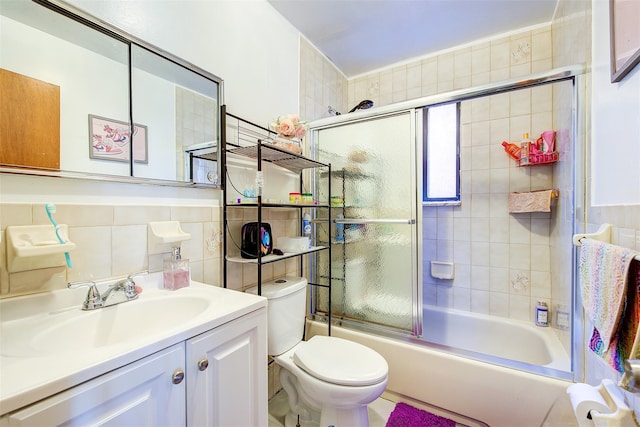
[
  {"left": 303, "top": 212, "right": 312, "bottom": 248},
  {"left": 335, "top": 213, "right": 344, "bottom": 243},
  {"left": 519, "top": 133, "right": 534, "bottom": 166},
  {"left": 501, "top": 141, "right": 521, "bottom": 161}
]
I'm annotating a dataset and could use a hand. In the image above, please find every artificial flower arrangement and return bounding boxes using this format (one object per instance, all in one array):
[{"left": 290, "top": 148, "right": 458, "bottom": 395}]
[
  {"left": 270, "top": 114, "right": 308, "bottom": 140},
  {"left": 269, "top": 114, "right": 307, "bottom": 154}
]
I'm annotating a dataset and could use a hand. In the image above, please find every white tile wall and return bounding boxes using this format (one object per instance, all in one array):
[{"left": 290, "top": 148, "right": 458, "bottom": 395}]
[
  {"left": 344, "top": 24, "right": 567, "bottom": 327},
  {"left": 0, "top": 203, "right": 222, "bottom": 297}
]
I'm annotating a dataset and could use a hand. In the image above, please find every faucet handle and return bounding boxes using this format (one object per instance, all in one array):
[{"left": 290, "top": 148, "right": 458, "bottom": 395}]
[
  {"left": 123, "top": 270, "right": 148, "bottom": 298},
  {"left": 67, "top": 280, "right": 103, "bottom": 310}
]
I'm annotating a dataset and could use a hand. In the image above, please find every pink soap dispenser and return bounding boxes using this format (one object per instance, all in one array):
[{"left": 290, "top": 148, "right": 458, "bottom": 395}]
[{"left": 163, "top": 246, "right": 190, "bottom": 290}]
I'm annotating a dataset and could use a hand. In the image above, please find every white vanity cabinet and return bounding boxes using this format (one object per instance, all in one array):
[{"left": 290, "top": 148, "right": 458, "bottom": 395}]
[
  {"left": 186, "top": 308, "right": 267, "bottom": 426},
  {"left": 2, "top": 344, "right": 186, "bottom": 426},
  {"left": 1, "top": 307, "right": 267, "bottom": 427}
]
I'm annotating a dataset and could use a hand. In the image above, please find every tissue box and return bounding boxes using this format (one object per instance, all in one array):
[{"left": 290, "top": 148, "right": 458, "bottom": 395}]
[{"left": 277, "top": 237, "right": 309, "bottom": 252}]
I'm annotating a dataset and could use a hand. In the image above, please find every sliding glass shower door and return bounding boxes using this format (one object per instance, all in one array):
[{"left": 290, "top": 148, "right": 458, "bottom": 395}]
[{"left": 310, "top": 111, "right": 421, "bottom": 335}]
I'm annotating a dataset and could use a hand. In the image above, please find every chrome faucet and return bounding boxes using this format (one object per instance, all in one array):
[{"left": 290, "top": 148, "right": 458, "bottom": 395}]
[
  {"left": 68, "top": 270, "right": 148, "bottom": 310},
  {"left": 620, "top": 359, "right": 640, "bottom": 392}
]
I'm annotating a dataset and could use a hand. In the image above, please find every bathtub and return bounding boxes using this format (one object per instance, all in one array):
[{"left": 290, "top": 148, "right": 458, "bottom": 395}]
[
  {"left": 422, "top": 305, "right": 571, "bottom": 371},
  {"left": 306, "top": 319, "right": 575, "bottom": 427}
]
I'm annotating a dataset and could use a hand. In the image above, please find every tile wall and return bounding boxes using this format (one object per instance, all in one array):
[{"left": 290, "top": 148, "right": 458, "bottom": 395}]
[
  {"left": 175, "top": 87, "right": 218, "bottom": 181},
  {"left": 551, "top": 0, "right": 640, "bottom": 416},
  {"left": 224, "top": 206, "right": 303, "bottom": 292},
  {"left": 345, "top": 25, "right": 567, "bottom": 324},
  {"left": 299, "top": 38, "right": 348, "bottom": 122},
  {"left": 0, "top": 203, "right": 222, "bottom": 297},
  {"left": 424, "top": 89, "right": 561, "bottom": 321},
  {"left": 347, "top": 26, "right": 552, "bottom": 112}
]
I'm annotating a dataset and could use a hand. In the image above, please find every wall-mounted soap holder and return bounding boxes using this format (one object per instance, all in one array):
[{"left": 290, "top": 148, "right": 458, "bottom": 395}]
[
  {"left": 6, "top": 225, "right": 76, "bottom": 273},
  {"left": 431, "top": 261, "right": 455, "bottom": 280},
  {"left": 148, "top": 221, "right": 191, "bottom": 255}
]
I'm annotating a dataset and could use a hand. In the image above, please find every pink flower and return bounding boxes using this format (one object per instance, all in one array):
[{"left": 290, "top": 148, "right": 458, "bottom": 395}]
[
  {"left": 271, "top": 114, "right": 308, "bottom": 139},
  {"left": 276, "top": 117, "right": 296, "bottom": 137},
  {"left": 294, "top": 125, "right": 307, "bottom": 139}
]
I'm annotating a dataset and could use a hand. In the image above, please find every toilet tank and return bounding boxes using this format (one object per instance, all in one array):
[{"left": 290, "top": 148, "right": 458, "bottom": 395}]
[{"left": 246, "top": 276, "right": 307, "bottom": 355}]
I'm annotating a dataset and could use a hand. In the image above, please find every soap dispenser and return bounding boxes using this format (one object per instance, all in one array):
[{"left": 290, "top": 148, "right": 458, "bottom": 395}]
[{"left": 163, "top": 246, "right": 190, "bottom": 290}]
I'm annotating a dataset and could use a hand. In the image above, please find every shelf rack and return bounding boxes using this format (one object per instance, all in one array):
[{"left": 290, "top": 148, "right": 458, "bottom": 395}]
[{"left": 221, "top": 109, "right": 333, "bottom": 333}]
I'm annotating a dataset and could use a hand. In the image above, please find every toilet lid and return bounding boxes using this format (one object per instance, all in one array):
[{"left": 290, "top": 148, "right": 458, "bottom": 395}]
[{"left": 293, "top": 336, "right": 388, "bottom": 386}]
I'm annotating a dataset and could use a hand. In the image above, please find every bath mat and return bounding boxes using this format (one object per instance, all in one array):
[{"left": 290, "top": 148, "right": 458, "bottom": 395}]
[{"left": 386, "top": 402, "right": 456, "bottom": 427}]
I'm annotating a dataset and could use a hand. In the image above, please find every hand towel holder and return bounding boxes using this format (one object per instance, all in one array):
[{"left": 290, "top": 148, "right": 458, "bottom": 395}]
[{"left": 573, "top": 223, "right": 612, "bottom": 246}]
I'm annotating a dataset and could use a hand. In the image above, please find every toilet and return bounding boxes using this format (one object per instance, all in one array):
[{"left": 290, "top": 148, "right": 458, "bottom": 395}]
[{"left": 247, "top": 276, "right": 388, "bottom": 427}]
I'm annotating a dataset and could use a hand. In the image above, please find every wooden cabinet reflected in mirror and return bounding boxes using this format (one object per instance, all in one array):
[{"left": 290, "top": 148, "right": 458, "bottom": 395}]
[{"left": 0, "top": 69, "right": 60, "bottom": 170}]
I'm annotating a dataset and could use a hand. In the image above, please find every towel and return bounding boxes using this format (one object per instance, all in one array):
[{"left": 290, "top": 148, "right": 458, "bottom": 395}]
[
  {"left": 589, "top": 261, "right": 640, "bottom": 372},
  {"left": 579, "top": 239, "right": 640, "bottom": 350},
  {"left": 508, "top": 189, "right": 558, "bottom": 213}
]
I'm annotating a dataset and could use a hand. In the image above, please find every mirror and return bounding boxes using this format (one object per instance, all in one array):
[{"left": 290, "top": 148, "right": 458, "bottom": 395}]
[{"left": 0, "top": 0, "right": 222, "bottom": 186}]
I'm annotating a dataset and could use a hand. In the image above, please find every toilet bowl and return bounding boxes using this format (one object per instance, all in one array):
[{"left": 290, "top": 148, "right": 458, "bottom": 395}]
[
  {"left": 247, "top": 277, "right": 389, "bottom": 427},
  {"left": 276, "top": 335, "right": 388, "bottom": 427}
]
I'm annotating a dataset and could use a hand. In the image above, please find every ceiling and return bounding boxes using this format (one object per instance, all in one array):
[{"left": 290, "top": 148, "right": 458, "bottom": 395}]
[{"left": 267, "top": 0, "right": 559, "bottom": 78}]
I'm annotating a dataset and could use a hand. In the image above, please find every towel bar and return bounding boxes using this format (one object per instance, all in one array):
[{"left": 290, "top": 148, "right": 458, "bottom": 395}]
[
  {"left": 572, "top": 223, "right": 612, "bottom": 246},
  {"left": 573, "top": 223, "right": 640, "bottom": 261}
]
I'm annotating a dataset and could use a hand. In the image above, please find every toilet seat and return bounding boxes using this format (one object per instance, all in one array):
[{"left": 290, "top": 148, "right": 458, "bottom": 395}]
[{"left": 293, "top": 336, "right": 388, "bottom": 386}]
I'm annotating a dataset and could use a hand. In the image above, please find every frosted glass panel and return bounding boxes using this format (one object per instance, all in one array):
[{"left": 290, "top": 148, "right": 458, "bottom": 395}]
[
  {"left": 315, "top": 112, "right": 418, "bottom": 332},
  {"left": 425, "top": 103, "right": 458, "bottom": 200}
]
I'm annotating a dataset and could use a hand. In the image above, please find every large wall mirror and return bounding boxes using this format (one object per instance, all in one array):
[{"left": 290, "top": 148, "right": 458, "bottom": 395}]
[{"left": 0, "top": 0, "right": 222, "bottom": 187}]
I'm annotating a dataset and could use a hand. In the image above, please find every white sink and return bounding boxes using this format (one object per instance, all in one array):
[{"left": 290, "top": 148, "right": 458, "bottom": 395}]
[
  {"left": 0, "top": 274, "right": 267, "bottom": 415},
  {"left": 2, "top": 294, "right": 210, "bottom": 357}
]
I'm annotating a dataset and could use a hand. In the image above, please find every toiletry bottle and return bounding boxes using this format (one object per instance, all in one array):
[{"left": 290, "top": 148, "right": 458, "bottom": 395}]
[
  {"left": 501, "top": 141, "right": 521, "bottom": 161},
  {"left": 302, "top": 212, "right": 312, "bottom": 248},
  {"left": 164, "top": 246, "right": 190, "bottom": 290},
  {"left": 535, "top": 301, "right": 549, "bottom": 327},
  {"left": 519, "top": 133, "right": 533, "bottom": 165},
  {"left": 336, "top": 213, "right": 344, "bottom": 242}
]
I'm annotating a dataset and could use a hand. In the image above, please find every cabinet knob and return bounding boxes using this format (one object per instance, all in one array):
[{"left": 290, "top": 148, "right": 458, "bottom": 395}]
[
  {"left": 172, "top": 369, "right": 185, "bottom": 384},
  {"left": 198, "top": 358, "right": 209, "bottom": 371}
]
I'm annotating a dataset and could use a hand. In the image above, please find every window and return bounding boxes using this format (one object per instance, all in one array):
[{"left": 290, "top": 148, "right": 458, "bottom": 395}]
[{"left": 423, "top": 103, "right": 460, "bottom": 203}]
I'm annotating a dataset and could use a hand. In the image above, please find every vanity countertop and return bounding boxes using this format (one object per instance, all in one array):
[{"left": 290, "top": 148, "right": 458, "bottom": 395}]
[{"left": 0, "top": 275, "right": 266, "bottom": 415}]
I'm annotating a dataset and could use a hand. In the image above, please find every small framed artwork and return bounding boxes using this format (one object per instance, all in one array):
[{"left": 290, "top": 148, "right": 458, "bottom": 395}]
[
  {"left": 89, "top": 114, "right": 148, "bottom": 163},
  {"left": 610, "top": 0, "right": 640, "bottom": 83}
]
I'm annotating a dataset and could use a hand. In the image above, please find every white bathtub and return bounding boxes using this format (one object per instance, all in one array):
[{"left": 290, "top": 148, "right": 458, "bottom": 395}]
[
  {"left": 306, "top": 319, "right": 575, "bottom": 427},
  {"left": 422, "top": 305, "right": 571, "bottom": 371}
]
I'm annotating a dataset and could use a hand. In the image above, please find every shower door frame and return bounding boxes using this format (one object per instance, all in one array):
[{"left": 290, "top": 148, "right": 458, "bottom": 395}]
[
  {"left": 307, "top": 65, "right": 587, "bottom": 382},
  {"left": 307, "top": 110, "right": 423, "bottom": 338}
]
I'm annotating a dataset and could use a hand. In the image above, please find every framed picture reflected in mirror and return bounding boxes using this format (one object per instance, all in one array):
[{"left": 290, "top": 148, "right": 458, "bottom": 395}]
[{"left": 89, "top": 114, "right": 148, "bottom": 163}]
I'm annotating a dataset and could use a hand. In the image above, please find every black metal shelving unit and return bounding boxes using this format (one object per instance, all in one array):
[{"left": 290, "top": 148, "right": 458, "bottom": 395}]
[{"left": 221, "top": 111, "right": 333, "bottom": 333}]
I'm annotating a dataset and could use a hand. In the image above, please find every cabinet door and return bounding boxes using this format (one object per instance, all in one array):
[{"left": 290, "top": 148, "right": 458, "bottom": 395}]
[
  {"left": 186, "top": 308, "right": 267, "bottom": 427},
  {"left": 5, "top": 344, "right": 186, "bottom": 426}
]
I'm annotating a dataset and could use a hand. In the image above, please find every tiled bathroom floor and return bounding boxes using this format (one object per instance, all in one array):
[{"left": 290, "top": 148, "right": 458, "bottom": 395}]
[
  {"left": 269, "top": 390, "right": 482, "bottom": 427},
  {"left": 268, "top": 390, "right": 395, "bottom": 427}
]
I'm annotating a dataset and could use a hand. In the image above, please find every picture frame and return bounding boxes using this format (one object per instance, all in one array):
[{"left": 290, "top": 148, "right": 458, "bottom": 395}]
[
  {"left": 88, "top": 114, "right": 148, "bottom": 163},
  {"left": 610, "top": 0, "right": 640, "bottom": 83}
]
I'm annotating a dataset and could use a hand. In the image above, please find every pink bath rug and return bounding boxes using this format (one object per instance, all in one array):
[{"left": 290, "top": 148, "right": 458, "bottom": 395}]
[{"left": 386, "top": 402, "right": 456, "bottom": 427}]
